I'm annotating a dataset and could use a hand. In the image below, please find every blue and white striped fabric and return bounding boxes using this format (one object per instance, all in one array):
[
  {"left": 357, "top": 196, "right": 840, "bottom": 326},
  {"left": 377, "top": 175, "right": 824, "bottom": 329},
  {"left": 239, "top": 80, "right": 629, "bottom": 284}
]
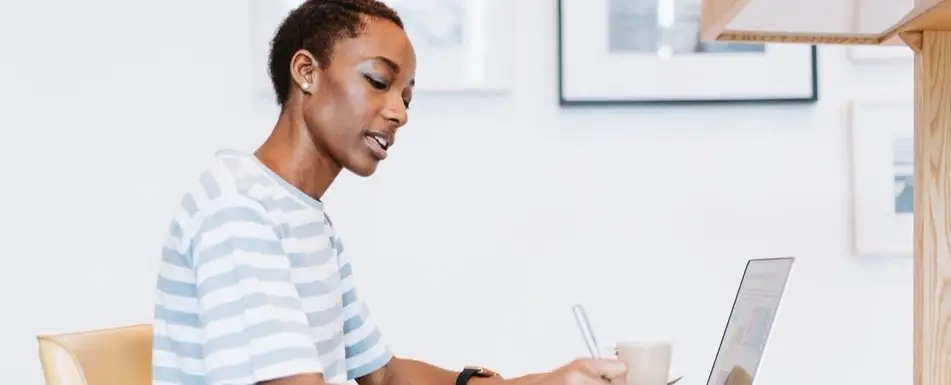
[{"left": 153, "top": 150, "right": 392, "bottom": 385}]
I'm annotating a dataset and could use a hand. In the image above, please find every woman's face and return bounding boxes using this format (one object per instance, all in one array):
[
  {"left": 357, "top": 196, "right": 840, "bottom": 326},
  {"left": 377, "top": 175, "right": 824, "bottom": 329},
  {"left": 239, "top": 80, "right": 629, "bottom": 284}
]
[{"left": 291, "top": 16, "right": 416, "bottom": 177}]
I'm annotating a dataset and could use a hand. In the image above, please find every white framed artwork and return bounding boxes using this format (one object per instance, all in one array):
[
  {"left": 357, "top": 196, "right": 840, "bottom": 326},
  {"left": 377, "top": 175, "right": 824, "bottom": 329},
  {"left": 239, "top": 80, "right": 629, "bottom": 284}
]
[
  {"left": 387, "top": 0, "right": 513, "bottom": 93},
  {"left": 557, "top": 0, "right": 817, "bottom": 105},
  {"left": 849, "top": 100, "right": 914, "bottom": 258},
  {"left": 249, "top": 0, "right": 513, "bottom": 103}
]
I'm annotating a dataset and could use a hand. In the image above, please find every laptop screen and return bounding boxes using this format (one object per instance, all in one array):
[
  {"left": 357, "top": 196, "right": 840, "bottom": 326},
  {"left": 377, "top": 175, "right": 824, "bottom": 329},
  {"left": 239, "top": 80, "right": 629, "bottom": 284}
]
[{"left": 705, "top": 257, "right": 795, "bottom": 385}]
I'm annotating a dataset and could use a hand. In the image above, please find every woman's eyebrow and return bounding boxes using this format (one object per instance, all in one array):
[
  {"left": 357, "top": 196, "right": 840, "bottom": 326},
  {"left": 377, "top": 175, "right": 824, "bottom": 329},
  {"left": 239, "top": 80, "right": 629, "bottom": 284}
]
[{"left": 370, "top": 56, "right": 401, "bottom": 73}]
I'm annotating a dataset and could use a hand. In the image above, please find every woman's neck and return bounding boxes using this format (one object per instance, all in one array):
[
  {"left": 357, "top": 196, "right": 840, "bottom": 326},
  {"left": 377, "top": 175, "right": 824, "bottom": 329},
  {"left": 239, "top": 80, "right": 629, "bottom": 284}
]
[{"left": 254, "top": 110, "right": 342, "bottom": 201}]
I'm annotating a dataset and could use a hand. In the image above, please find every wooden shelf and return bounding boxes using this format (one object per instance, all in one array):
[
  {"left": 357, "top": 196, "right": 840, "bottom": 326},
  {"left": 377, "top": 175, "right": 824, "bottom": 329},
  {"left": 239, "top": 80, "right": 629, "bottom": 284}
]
[
  {"left": 699, "top": 1, "right": 951, "bottom": 385},
  {"left": 701, "top": 0, "right": 951, "bottom": 47}
]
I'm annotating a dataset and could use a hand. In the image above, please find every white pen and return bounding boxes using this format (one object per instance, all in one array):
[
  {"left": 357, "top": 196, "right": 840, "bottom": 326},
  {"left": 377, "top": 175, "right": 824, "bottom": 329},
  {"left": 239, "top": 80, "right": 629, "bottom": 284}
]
[{"left": 572, "top": 304, "right": 602, "bottom": 358}]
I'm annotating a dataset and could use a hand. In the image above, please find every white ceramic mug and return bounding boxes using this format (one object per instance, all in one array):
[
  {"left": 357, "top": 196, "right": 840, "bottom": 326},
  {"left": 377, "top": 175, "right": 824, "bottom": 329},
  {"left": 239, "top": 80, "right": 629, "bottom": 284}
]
[{"left": 614, "top": 341, "right": 672, "bottom": 385}]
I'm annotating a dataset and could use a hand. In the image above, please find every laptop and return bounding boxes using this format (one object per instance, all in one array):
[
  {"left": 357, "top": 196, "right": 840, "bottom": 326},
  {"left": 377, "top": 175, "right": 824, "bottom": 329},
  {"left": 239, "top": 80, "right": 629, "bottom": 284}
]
[{"left": 704, "top": 257, "right": 795, "bottom": 385}]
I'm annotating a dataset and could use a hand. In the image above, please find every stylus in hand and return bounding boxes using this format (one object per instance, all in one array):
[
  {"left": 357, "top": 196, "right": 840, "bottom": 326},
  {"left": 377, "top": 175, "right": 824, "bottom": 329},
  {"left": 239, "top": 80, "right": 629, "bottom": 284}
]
[
  {"left": 571, "top": 304, "right": 602, "bottom": 358},
  {"left": 572, "top": 305, "right": 684, "bottom": 385}
]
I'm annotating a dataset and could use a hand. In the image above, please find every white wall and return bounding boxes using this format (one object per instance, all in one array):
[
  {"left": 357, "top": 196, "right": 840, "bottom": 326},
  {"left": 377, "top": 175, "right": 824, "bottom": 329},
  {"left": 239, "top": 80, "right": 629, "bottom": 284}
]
[{"left": 0, "top": 1, "right": 915, "bottom": 384}]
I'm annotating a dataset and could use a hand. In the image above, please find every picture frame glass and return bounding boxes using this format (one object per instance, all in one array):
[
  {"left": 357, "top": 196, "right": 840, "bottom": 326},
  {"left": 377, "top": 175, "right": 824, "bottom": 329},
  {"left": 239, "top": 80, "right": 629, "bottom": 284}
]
[
  {"left": 850, "top": 101, "right": 913, "bottom": 257},
  {"left": 384, "top": 0, "right": 512, "bottom": 93},
  {"left": 558, "top": 0, "right": 817, "bottom": 104}
]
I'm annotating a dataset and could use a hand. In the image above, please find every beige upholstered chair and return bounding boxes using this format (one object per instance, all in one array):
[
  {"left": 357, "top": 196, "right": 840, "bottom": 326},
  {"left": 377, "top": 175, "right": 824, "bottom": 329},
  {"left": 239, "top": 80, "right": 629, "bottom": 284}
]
[{"left": 37, "top": 324, "right": 152, "bottom": 385}]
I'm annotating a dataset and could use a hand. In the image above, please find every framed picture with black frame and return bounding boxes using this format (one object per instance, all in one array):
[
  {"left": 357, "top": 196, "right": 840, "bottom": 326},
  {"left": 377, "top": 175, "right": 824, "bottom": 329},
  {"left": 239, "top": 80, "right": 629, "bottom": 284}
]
[{"left": 557, "top": 0, "right": 818, "bottom": 106}]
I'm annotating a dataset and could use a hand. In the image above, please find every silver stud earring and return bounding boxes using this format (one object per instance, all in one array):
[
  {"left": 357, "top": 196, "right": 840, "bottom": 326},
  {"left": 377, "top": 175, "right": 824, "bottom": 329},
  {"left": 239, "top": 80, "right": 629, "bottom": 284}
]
[{"left": 302, "top": 83, "right": 310, "bottom": 91}]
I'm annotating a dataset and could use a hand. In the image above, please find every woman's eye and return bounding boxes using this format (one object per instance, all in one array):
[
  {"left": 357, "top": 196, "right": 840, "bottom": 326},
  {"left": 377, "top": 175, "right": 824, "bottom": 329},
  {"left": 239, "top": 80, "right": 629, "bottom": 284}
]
[{"left": 364, "top": 75, "right": 388, "bottom": 90}]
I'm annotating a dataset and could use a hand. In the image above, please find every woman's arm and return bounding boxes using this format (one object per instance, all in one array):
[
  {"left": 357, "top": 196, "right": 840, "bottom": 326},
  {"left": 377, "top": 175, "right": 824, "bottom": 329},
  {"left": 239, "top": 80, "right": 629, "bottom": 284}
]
[
  {"left": 258, "top": 359, "right": 513, "bottom": 385},
  {"left": 357, "top": 356, "right": 621, "bottom": 385},
  {"left": 358, "top": 357, "right": 509, "bottom": 385}
]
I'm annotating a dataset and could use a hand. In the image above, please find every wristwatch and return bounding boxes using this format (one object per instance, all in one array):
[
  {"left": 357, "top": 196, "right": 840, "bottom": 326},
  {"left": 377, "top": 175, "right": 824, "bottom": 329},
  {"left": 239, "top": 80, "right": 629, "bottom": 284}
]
[{"left": 456, "top": 366, "right": 501, "bottom": 385}]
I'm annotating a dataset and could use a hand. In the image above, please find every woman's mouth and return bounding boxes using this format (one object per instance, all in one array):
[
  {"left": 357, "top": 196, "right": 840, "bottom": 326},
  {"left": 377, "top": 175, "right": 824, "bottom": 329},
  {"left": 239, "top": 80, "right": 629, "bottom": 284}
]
[{"left": 365, "top": 134, "right": 389, "bottom": 160}]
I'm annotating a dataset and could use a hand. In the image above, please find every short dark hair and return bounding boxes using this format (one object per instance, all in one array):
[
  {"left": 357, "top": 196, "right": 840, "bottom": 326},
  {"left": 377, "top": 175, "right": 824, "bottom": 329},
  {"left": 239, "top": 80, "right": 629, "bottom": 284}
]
[{"left": 268, "top": 0, "right": 403, "bottom": 106}]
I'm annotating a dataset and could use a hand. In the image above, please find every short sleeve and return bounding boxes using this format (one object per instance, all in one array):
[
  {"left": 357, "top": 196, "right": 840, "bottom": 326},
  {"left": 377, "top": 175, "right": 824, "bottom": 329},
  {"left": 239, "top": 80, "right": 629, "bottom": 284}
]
[
  {"left": 333, "top": 236, "right": 393, "bottom": 379},
  {"left": 191, "top": 196, "right": 322, "bottom": 385}
]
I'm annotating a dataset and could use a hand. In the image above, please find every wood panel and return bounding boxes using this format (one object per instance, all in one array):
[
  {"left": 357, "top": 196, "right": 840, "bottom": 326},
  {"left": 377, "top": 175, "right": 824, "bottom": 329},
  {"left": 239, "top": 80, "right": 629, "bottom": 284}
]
[{"left": 913, "top": 30, "right": 951, "bottom": 385}]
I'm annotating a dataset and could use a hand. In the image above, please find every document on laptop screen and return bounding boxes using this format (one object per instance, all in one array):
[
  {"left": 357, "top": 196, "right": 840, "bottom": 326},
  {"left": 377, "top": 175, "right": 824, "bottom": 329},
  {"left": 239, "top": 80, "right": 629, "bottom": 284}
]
[{"left": 707, "top": 258, "right": 794, "bottom": 385}]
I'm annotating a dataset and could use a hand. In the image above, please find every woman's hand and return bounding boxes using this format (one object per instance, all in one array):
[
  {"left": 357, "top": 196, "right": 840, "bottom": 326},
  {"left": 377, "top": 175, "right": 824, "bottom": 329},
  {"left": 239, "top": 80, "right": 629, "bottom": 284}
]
[{"left": 508, "top": 358, "right": 628, "bottom": 385}]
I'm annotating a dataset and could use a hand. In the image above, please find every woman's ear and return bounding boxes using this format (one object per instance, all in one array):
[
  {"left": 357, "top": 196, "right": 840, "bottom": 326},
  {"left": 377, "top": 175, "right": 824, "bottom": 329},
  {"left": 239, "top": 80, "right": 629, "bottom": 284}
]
[{"left": 290, "top": 49, "right": 319, "bottom": 94}]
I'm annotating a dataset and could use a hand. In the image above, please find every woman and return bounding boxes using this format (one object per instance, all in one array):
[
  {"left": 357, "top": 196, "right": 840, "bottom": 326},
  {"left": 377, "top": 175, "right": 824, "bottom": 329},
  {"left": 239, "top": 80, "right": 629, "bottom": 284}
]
[{"left": 151, "top": 1, "right": 628, "bottom": 385}]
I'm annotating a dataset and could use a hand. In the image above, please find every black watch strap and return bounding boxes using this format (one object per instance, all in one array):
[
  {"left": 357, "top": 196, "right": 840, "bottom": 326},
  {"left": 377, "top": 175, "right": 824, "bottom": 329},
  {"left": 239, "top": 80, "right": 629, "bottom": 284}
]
[
  {"left": 456, "top": 368, "right": 482, "bottom": 385},
  {"left": 456, "top": 367, "right": 498, "bottom": 385}
]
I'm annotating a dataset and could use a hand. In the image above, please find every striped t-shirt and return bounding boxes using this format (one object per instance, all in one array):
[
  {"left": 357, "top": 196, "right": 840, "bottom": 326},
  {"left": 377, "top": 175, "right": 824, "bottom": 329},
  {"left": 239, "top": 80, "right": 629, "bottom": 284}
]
[{"left": 152, "top": 150, "right": 392, "bottom": 385}]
